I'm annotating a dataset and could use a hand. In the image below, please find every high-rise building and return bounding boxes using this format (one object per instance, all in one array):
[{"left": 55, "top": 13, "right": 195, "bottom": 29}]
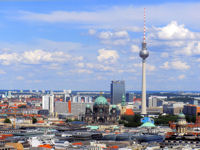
[
  {"left": 42, "top": 94, "right": 54, "bottom": 115},
  {"left": 42, "top": 95, "right": 50, "bottom": 110},
  {"left": 126, "top": 92, "right": 134, "bottom": 102},
  {"left": 111, "top": 80, "right": 125, "bottom": 104}
]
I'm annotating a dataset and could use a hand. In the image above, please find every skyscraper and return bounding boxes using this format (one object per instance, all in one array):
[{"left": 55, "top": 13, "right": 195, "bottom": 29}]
[
  {"left": 111, "top": 80, "right": 125, "bottom": 104},
  {"left": 42, "top": 94, "right": 54, "bottom": 115}
]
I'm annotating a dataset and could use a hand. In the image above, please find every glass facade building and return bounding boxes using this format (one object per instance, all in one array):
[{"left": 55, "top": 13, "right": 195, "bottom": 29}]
[{"left": 111, "top": 80, "right": 125, "bottom": 104}]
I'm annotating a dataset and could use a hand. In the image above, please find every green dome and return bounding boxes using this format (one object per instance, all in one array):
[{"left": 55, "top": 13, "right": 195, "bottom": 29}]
[
  {"left": 178, "top": 112, "right": 185, "bottom": 119},
  {"left": 94, "top": 96, "right": 108, "bottom": 105},
  {"left": 141, "top": 122, "right": 156, "bottom": 128},
  {"left": 86, "top": 104, "right": 90, "bottom": 108}
]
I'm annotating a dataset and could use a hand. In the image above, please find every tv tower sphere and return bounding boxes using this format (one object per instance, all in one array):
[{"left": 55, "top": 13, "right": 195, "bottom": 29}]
[{"left": 139, "top": 43, "right": 149, "bottom": 60}]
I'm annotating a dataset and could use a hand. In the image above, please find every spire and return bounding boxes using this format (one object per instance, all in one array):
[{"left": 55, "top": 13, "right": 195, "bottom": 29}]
[
  {"left": 143, "top": 8, "right": 146, "bottom": 43},
  {"left": 121, "top": 94, "right": 126, "bottom": 106}
]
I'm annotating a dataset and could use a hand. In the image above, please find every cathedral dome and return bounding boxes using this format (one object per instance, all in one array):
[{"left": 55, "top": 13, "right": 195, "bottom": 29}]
[{"left": 94, "top": 96, "right": 108, "bottom": 105}]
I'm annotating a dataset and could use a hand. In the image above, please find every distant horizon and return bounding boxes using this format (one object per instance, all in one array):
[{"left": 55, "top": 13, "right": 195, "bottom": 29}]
[{"left": 1, "top": 89, "right": 200, "bottom": 93}]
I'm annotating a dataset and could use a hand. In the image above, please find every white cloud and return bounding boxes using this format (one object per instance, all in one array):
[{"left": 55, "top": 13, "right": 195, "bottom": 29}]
[
  {"left": 97, "top": 30, "right": 130, "bottom": 45},
  {"left": 171, "top": 60, "right": 190, "bottom": 70},
  {"left": 44, "top": 63, "right": 61, "bottom": 70},
  {"left": 98, "top": 31, "right": 113, "bottom": 39},
  {"left": 114, "top": 31, "right": 129, "bottom": 38},
  {"left": 178, "top": 74, "right": 185, "bottom": 80},
  {"left": 86, "top": 63, "right": 94, "bottom": 69},
  {"left": 98, "top": 30, "right": 129, "bottom": 39},
  {"left": 96, "top": 64, "right": 115, "bottom": 72},
  {"left": 70, "top": 69, "right": 93, "bottom": 74},
  {"left": 0, "top": 49, "right": 83, "bottom": 65},
  {"left": 160, "top": 62, "right": 169, "bottom": 69},
  {"left": 133, "top": 63, "right": 156, "bottom": 71},
  {"left": 161, "top": 60, "right": 190, "bottom": 70},
  {"left": 16, "top": 76, "right": 24, "bottom": 80},
  {"left": 175, "top": 41, "right": 200, "bottom": 56},
  {"left": 154, "top": 21, "right": 195, "bottom": 40},
  {"left": 18, "top": 3, "right": 200, "bottom": 30},
  {"left": 97, "top": 48, "right": 119, "bottom": 64},
  {"left": 76, "top": 63, "right": 84, "bottom": 68},
  {"left": 131, "top": 45, "right": 140, "bottom": 53}
]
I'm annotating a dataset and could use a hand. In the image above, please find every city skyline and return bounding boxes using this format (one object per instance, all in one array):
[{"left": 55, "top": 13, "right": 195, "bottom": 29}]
[{"left": 0, "top": 0, "right": 199, "bottom": 90}]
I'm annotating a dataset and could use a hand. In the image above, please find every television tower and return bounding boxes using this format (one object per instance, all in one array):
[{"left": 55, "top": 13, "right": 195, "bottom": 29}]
[{"left": 139, "top": 8, "right": 149, "bottom": 115}]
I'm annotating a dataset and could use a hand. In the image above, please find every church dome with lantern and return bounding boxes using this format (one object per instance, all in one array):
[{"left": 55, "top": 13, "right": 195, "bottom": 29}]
[{"left": 94, "top": 96, "right": 108, "bottom": 105}]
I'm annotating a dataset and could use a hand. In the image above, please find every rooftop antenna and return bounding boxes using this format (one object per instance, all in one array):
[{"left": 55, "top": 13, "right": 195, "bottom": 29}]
[{"left": 143, "top": 8, "right": 146, "bottom": 43}]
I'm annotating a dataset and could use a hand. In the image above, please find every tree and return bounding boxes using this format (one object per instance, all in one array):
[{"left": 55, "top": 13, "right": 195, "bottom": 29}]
[
  {"left": 154, "top": 115, "right": 178, "bottom": 125},
  {"left": 18, "top": 105, "right": 27, "bottom": 109},
  {"left": 66, "top": 118, "right": 72, "bottom": 122},
  {"left": 32, "top": 117, "right": 37, "bottom": 124},
  {"left": 4, "top": 118, "right": 11, "bottom": 123},
  {"left": 185, "top": 115, "right": 196, "bottom": 123},
  {"left": 120, "top": 114, "right": 142, "bottom": 127}
]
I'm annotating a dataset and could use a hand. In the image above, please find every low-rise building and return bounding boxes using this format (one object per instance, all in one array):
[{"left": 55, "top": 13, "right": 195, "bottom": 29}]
[{"left": 163, "top": 102, "right": 184, "bottom": 115}]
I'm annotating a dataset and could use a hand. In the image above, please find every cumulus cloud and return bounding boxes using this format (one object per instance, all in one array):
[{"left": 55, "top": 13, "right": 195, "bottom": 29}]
[
  {"left": 154, "top": 21, "right": 196, "bottom": 40},
  {"left": 175, "top": 41, "right": 200, "bottom": 56},
  {"left": 133, "top": 63, "right": 156, "bottom": 71},
  {"left": 97, "top": 30, "right": 130, "bottom": 45},
  {"left": 97, "top": 48, "right": 119, "bottom": 64},
  {"left": 114, "top": 31, "right": 129, "bottom": 38},
  {"left": 76, "top": 63, "right": 84, "bottom": 68},
  {"left": 161, "top": 60, "right": 190, "bottom": 70},
  {"left": 0, "top": 49, "right": 83, "bottom": 65},
  {"left": 98, "top": 30, "right": 129, "bottom": 39},
  {"left": 70, "top": 69, "right": 93, "bottom": 74},
  {"left": 171, "top": 60, "right": 190, "bottom": 70},
  {"left": 160, "top": 62, "right": 170, "bottom": 69},
  {"left": 131, "top": 45, "right": 140, "bottom": 53}
]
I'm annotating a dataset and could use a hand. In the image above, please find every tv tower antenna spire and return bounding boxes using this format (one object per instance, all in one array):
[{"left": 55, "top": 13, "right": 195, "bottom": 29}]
[{"left": 143, "top": 8, "right": 146, "bottom": 43}]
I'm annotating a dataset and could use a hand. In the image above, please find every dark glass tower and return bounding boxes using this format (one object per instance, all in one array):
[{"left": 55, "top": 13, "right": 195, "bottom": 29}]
[{"left": 111, "top": 80, "right": 125, "bottom": 104}]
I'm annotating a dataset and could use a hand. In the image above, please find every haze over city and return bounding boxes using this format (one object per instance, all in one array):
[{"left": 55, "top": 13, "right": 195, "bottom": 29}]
[{"left": 0, "top": 0, "right": 199, "bottom": 91}]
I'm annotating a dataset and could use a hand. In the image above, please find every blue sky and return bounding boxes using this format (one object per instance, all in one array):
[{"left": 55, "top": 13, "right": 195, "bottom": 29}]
[{"left": 0, "top": 0, "right": 200, "bottom": 91}]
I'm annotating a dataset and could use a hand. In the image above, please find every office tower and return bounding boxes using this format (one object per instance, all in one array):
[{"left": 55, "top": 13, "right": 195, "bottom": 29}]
[
  {"left": 42, "top": 95, "right": 54, "bottom": 115},
  {"left": 49, "top": 95, "right": 54, "bottom": 114},
  {"left": 111, "top": 80, "right": 125, "bottom": 104},
  {"left": 126, "top": 92, "right": 134, "bottom": 102},
  {"left": 42, "top": 95, "right": 49, "bottom": 110},
  {"left": 139, "top": 8, "right": 149, "bottom": 115}
]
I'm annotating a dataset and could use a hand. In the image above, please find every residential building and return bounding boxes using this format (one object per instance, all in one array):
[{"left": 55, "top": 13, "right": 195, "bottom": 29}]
[{"left": 147, "top": 96, "right": 167, "bottom": 108}]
